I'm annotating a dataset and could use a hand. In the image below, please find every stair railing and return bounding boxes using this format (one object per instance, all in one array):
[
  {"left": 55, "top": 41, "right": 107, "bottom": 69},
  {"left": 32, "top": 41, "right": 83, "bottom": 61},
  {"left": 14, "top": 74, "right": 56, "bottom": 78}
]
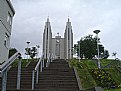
[
  {"left": 32, "top": 53, "right": 55, "bottom": 90},
  {"left": 46, "top": 53, "right": 51, "bottom": 67},
  {"left": 0, "top": 52, "right": 22, "bottom": 91},
  {"left": 32, "top": 54, "right": 44, "bottom": 90},
  {"left": 46, "top": 53, "right": 55, "bottom": 67}
]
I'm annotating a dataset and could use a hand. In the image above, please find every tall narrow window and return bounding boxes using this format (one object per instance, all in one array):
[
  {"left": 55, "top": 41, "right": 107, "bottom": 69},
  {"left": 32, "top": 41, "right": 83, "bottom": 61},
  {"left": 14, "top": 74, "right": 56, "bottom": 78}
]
[
  {"left": 68, "top": 28, "right": 70, "bottom": 40},
  {"left": 47, "top": 28, "right": 48, "bottom": 39},
  {"left": 56, "top": 44, "right": 60, "bottom": 56},
  {"left": 4, "top": 33, "right": 9, "bottom": 48},
  {"left": 7, "top": 12, "right": 12, "bottom": 25}
]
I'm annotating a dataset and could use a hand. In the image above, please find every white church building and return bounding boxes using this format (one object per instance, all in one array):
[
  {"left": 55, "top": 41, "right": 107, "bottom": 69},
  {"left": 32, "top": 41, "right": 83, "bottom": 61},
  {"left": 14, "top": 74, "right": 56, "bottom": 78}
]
[{"left": 43, "top": 18, "right": 73, "bottom": 59}]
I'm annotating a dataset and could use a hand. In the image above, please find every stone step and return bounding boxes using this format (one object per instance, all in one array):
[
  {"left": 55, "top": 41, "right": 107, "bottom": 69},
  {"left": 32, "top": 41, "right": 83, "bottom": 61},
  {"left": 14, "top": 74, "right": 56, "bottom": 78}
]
[
  {"left": 34, "top": 86, "right": 79, "bottom": 90},
  {"left": 43, "top": 67, "right": 74, "bottom": 71},
  {"left": 39, "top": 76, "right": 76, "bottom": 80},
  {"left": 6, "top": 89, "right": 81, "bottom": 91}
]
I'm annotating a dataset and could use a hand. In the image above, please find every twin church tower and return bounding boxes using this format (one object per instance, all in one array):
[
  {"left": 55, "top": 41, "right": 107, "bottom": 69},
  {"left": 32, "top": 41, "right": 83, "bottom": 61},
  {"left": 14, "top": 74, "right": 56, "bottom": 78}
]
[{"left": 43, "top": 18, "right": 73, "bottom": 59}]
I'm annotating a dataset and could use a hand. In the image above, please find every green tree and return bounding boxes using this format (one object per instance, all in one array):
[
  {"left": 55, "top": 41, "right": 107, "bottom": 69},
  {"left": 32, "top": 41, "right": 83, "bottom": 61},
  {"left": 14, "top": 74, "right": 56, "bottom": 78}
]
[
  {"left": 30, "top": 47, "right": 37, "bottom": 59},
  {"left": 25, "top": 47, "right": 37, "bottom": 59},
  {"left": 112, "top": 52, "right": 117, "bottom": 59},
  {"left": 9, "top": 48, "right": 18, "bottom": 58},
  {"left": 25, "top": 48, "right": 31, "bottom": 55},
  {"left": 103, "top": 50, "right": 109, "bottom": 59},
  {"left": 75, "top": 34, "right": 107, "bottom": 59}
]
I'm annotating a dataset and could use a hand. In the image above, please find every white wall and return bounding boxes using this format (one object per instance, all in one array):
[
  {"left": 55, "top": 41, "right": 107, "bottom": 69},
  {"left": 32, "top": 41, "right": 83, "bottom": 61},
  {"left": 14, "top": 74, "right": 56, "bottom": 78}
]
[{"left": 0, "top": 0, "right": 15, "bottom": 63}]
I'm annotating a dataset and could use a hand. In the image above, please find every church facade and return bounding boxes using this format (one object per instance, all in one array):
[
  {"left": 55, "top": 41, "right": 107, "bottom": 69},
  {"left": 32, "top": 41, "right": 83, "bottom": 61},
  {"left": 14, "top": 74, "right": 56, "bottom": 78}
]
[{"left": 43, "top": 18, "right": 73, "bottom": 59}]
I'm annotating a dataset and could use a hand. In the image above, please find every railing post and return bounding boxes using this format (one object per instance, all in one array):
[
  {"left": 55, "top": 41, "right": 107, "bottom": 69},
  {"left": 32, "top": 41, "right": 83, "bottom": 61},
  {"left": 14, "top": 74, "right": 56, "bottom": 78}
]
[
  {"left": 46, "top": 59, "right": 49, "bottom": 67},
  {"left": 51, "top": 54, "right": 52, "bottom": 62},
  {"left": 36, "top": 68, "right": 39, "bottom": 83},
  {"left": 40, "top": 61, "right": 42, "bottom": 72},
  {"left": 2, "top": 69, "right": 7, "bottom": 91},
  {"left": 46, "top": 59, "right": 48, "bottom": 67},
  {"left": 47, "top": 59, "right": 49, "bottom": 67},
  {"left": 17, "top": 55, "right": 22, "bottom": 89},
  {"left": 49, "top": 56, "right": 51, "bottom": 63},
  {"left": 42, "top": 58, "right": 44, "bottom": 68},
  {"left": 48, "top": 58, "right": 50, "bottom": 66},
  {"left": 32, "top": 70, "right": 35, "bottom": 90},
  {"left": 52, "top": 54, "right": 54, "bottom": 62}
]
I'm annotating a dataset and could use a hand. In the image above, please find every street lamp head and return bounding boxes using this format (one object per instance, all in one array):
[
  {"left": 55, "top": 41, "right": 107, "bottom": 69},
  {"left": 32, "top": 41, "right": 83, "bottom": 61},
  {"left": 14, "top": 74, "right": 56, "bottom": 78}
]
[
  {"left": 77, "top": 41, "right": 80, "bottom": 44},
  {"left": 93, "top": 30, "right": 100, "bottom": 34},
  {"left": 26, "top": 41, "right": 30, "bottom": 44},
  {"left": 36, "top": 45, "right": 40, "bottom": 48}
]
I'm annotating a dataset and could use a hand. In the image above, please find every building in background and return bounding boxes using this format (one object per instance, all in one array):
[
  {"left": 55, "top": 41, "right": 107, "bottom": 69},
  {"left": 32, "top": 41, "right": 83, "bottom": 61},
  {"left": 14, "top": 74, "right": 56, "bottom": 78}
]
[
  {"left": 0, "top": 0, "right": 15, "bottom": 64},
  {"left": 43, "top": 18, "right": 73, "bottom": 59}
]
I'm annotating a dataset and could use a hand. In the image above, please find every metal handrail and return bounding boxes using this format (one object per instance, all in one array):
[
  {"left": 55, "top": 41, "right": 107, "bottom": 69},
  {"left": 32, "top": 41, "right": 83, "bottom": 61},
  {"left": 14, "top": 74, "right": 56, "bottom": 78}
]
[
  {"left": 34, "top": 54, "right": 44, "bottom": 71},
  {"left": 0, "top": 52, "right": 22, "bottom": 91},
  {"left": 0, "top": 52, "right": 20, "bottom": 76},
  {"left": 32, "top": 54, "right": 44, "bottom": 90},
  {"left": 32, "top": 53, "right": 55, "bottom": 90},
  {"left": 46, "top": 53, "right": 50, "bottom": 67}
]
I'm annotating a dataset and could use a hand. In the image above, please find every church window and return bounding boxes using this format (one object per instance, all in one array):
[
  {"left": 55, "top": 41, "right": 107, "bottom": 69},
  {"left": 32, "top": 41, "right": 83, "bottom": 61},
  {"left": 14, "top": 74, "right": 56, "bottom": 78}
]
[
  {"left": 47, "top": 28, "right": 48, "bottom": 39},
  {"left": 68, "top": 28, "right": 70, "bottom": 40},
  {"left": 56, "top": 44, "right": 60, "bottom": 56},
  {"left": 7, "top": 12, "right": 12, "bottom": 25},
  {"left": 4, "top": 33, "right": 9, "bottom": 48}
]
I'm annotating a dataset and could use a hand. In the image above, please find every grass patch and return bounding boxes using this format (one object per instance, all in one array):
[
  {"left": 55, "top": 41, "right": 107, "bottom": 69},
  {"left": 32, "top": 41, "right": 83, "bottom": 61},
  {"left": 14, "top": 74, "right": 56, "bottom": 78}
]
[
  {"left": 83, "top": 60, "right": 98, "bottom": 68},
  {"left": 69, "top": 59, "right": 121, "bottom": 90},
  {"left": 104, "top": 88, "right": 121, "bottom": 91},
  {"left": 89, "top": 68, "right": 119, "bottom": 89},
  {"left": 100, "top": 59, "right": 113, "bottom": 67},
  {"left": 69, "top": 59, "right": 97, "bottom": 89},
  {"left": 77, "top": 68, "right": 97, "bottom": 89},
  {"left": 104, "top": 68, "right": 121, "bottom": 85},
  {"left": 12, "top": 59, "right": 37, "bottom": 67},
  {"left": 101, "top": 59, "right": 121, "bottom": 68}
]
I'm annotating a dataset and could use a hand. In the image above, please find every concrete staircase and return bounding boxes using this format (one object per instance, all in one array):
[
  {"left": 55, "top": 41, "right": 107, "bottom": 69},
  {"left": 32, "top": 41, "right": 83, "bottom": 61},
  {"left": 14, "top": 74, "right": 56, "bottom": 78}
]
[
  {"left": 0, "top": 61, "right": 37, "bottom": 91},
  {"left": 0, "top": 59, "right": 96, "bottom": 91},
  {"left": 35, "top": 59, "right": 80, "bottom": 91}
]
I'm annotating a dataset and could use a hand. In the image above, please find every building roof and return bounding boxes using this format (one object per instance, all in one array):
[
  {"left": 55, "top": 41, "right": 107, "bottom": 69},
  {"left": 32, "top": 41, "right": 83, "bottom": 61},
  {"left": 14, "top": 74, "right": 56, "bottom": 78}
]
[{"left": 6, "top": 0, "right": 15, "bottom": 15}]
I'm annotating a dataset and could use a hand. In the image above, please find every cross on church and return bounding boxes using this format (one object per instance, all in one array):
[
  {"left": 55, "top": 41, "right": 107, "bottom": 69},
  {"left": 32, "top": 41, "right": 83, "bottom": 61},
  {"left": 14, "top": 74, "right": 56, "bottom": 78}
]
[{"left": 57, "top": 33, "right": 59, "bottom": 36}]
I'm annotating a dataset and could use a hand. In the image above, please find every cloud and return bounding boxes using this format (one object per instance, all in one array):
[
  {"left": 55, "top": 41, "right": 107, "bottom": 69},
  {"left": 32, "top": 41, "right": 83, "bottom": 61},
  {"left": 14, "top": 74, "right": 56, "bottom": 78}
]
[{"left": 11, "top": 0, "right": 121, "bottom": 59}]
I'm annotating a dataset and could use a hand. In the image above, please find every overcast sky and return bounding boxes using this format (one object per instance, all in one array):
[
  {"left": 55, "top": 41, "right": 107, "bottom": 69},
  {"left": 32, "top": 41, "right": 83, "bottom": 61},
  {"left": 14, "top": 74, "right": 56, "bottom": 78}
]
[{"left": 10, "top": 0, "right": 121, "bottom": 59}]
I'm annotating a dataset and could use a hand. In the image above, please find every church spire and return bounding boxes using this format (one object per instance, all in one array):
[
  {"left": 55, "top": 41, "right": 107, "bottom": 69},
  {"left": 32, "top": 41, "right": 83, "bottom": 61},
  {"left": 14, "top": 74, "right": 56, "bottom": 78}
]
[
  {"left": 68, "top": 16, "right": 70, "bottom": 22},
  {"left": 47, "top": 16, "right": 49, "bottom": 22}
]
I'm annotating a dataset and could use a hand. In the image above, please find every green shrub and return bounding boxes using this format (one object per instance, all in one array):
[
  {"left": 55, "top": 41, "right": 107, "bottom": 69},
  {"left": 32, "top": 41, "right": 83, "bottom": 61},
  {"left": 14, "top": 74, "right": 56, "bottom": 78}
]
[{"left": 89, "top": 69, "right": 118, "bottom": 89}]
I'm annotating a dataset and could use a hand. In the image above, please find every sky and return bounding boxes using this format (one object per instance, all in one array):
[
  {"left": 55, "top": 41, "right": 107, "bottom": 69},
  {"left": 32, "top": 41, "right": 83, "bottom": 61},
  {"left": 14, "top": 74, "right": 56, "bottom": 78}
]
[{"left": 10, "top": 0, "right": 121, "bottom": 59}]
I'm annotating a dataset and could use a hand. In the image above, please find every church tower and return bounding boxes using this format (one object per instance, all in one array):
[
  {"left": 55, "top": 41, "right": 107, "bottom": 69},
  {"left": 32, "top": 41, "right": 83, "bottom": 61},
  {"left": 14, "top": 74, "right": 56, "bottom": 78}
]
[
  {"left": 43, "top": 18, "right": 52, "bottom": 59},
  {"left": 64, "top": 18, "right": 73, "bottom": 59}
]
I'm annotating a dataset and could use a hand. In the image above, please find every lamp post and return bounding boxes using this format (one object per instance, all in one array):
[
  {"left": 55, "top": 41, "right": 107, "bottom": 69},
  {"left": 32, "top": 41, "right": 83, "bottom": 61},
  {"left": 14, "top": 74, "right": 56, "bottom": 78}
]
[
  {"left": 71, "top": 47, "right": 74, "bottom": 59},
  {"left": 93, "top": 30, "right": 101, "bottom": 68},
  {"left": 36, "top": 45, "right": 40, "bottom": 59},
  {"left": 26, "top": 41, "right": 30, "bottom": 61},
  {"left": 68, "top": 47, "right": 74, "bottom": 59},
  {"left": 78, "top": 41, "right": 80, "bottom": 62}
]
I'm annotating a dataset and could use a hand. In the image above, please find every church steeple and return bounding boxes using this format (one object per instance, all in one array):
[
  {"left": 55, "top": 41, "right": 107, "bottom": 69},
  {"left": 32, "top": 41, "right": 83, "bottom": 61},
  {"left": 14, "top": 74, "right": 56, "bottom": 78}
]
[
  {"left": 64, "top": 17, "right": 73, "bottom": 59},
  {"left": 47, "top": 16, "right": 49, "bottom": 22},
  {"left": 68, "top": 16, "right": 70, "bottom": 22},
  {"left": 43, "top": 17, "right": 52, "bottom": 59}
]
